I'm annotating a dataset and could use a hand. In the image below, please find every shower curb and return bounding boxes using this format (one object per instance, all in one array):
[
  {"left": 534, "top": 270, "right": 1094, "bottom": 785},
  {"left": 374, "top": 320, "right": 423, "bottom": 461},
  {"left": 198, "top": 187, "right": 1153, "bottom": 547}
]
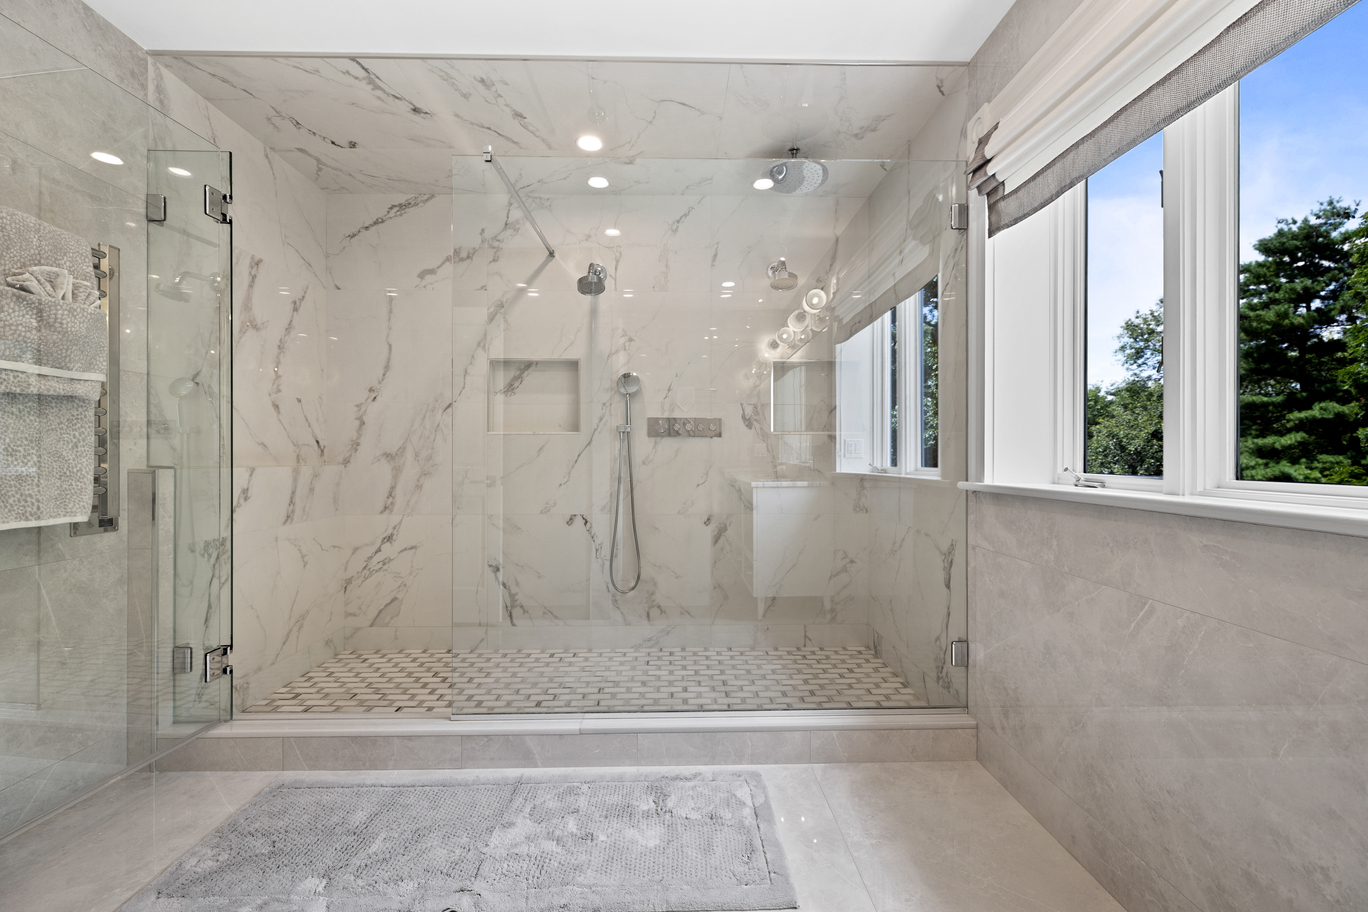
[
  {"left": 153, "top": 711, "right": 978, "bottom": 771},
  {"left": 211, "top": 708, "right": 975, "bottom": 737}
]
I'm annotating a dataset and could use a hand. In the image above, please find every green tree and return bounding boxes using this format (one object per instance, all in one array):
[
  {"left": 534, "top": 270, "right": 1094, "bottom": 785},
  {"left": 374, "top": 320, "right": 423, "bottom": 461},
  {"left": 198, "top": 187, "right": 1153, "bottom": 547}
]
[
  {"left": 1085, "top": 303, "right": 1164, "bottom": 476},
  {"left": 1238, "top": 199, "right": 1367, "bottom": 484},
  {"left": 1338, "top": 219, "right": 1368, "bottom": 481}
]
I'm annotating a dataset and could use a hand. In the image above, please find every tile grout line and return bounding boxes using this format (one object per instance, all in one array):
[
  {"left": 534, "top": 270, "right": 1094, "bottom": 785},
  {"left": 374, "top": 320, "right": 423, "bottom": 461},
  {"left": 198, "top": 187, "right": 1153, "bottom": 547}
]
[{"left": 807, "top": 763, "right": 880, "bottom": 911}]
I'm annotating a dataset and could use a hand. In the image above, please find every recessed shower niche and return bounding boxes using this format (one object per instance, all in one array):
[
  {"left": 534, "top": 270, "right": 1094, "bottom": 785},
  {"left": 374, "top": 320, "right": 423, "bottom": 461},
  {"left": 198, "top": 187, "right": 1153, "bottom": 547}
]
[{"left": 487, "top": 359, "right": 581, "bottom": 434}]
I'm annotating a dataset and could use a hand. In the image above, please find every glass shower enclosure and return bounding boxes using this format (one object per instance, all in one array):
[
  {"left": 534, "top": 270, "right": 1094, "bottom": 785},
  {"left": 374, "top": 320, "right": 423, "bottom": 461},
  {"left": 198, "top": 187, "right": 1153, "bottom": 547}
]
[
  {"left": 452, "top": 153, "right": 968, "bottom": 713},
  {"left": 0, "top": 13, "right": 231, "bottom": 838}
]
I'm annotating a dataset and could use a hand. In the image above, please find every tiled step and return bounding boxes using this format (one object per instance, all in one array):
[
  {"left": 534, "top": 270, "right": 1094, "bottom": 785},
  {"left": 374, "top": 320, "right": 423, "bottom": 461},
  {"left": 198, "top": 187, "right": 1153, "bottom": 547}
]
[{"left": 156, "top": 710, "right": 977, "bottom": 771}]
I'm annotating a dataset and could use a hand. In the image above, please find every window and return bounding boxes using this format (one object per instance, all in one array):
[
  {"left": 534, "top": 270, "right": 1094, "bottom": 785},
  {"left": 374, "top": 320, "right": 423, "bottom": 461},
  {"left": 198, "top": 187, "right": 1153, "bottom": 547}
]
[
  {"left": 1085, "top": 134, "right": 1164, "bottom": 478},
  {"left": 1236, "top": 1, "right": 1368, "bottom": 487},
  {"left": 981, "top": 0, "right": 1368, "bottom": 528},
  {"left": 836, "top": 276, "right": 940, "bottom": 475}
]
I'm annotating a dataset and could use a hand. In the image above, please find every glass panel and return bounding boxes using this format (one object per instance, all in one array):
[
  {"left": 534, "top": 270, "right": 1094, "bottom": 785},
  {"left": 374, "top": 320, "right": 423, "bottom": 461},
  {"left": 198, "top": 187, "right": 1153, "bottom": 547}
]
[
  {"left": 147, "top": 150, "right": 233, "bottom": 733},
  {"left": 457, "top": 155, "right": 968, "bottom": 711},
  {"left": 1237, "top": 2, "right": 1368, "bottom": 485},
  {"left": 0, "top": 10, "right": 224, "bottom": 837},
  {"left": 1085, "top": 133, "right": 1165, "bottom": 477},
  {"left": 918, "top": 277, "right": 940, "bottom": 470}
]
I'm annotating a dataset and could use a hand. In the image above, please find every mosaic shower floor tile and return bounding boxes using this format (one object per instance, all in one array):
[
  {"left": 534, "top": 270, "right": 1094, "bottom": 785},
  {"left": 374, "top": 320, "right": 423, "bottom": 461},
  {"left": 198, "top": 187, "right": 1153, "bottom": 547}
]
[{"left": 246, "top": 647, "right": 926, "bottom": 714}]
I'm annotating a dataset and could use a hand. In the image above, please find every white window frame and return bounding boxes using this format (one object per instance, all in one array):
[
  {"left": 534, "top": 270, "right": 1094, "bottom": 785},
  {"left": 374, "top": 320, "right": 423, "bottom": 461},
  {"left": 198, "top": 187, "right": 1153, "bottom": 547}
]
[
  {"left": 839, "top": 287, "right": 942, "bottom": 479},
  {"left": 973, "top": 83, "right": 1368, "bottom": 535}
]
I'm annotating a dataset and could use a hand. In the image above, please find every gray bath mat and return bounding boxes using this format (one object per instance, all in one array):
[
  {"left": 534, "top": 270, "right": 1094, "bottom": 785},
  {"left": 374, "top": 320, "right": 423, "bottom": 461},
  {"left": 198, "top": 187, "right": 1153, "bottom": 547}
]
[{"left": 119, "top": 770, "right": 798, "bottom": 912}]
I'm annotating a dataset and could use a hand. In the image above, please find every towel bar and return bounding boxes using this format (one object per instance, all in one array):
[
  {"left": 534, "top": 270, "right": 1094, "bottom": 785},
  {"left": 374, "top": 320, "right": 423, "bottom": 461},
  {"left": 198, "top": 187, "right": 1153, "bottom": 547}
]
[{"left": 71, "top": 243, "right": 119, "bottom": 536}]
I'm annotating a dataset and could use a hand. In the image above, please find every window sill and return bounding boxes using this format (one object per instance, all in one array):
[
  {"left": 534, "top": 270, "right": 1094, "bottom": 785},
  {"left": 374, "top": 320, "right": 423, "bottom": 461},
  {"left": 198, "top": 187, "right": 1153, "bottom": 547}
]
[
  {"left": 958, "top": 481, "right": 1368, "bottom": 539},
  {"left": 835, "top": 471, "right": 948, "bottom": 484}
]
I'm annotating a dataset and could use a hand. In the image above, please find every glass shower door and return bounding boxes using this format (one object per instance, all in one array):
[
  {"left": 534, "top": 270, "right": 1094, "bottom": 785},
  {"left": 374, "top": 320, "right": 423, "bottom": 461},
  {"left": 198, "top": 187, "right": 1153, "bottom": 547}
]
[{"left": 147, "top": 150, "right": 232, "bottom": 732}]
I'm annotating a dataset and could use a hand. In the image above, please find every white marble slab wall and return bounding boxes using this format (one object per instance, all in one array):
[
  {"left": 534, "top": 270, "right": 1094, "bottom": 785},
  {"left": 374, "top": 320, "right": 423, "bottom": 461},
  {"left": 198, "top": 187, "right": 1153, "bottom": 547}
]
[
  {"left": 325, "top": 193, "right": 456, "bottom": 653},
  {"left": 318, "top": 177, "right": 884, "bottom": 654},
  {"left": 969, "top": 492, "right": 1368, "bottom": 912},
  {"left": 148, "top": 63, "right": 343, "bottom": 712}
]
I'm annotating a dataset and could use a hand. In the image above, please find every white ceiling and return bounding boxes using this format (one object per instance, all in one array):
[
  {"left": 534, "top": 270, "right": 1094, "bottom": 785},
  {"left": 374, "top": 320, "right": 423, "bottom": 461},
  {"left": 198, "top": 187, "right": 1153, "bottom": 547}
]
[{"left": 84, "top": 0, "right": 1014, "bottom": 63}]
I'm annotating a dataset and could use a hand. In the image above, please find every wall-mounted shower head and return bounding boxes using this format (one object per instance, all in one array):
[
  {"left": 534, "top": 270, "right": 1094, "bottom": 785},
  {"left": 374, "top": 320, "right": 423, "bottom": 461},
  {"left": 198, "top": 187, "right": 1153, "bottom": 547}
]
[
  {"left": 578, "top": 263, "right": 607, "bottom": 296},
  {"left": 767, "top": 148, "right": 828, "bottom": 194},
  {"left": 768, "top": 258, "right": 799, "bottom": 291},
  {"left": 168, "top": 377, "right": 198, "bottom": 398}
]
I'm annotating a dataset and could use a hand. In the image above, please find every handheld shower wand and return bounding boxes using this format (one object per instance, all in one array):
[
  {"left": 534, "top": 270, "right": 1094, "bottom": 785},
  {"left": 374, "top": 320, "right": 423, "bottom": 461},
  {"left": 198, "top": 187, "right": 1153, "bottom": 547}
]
[{"left": 609, "top": 371, "right": 642, "bottom": 594}]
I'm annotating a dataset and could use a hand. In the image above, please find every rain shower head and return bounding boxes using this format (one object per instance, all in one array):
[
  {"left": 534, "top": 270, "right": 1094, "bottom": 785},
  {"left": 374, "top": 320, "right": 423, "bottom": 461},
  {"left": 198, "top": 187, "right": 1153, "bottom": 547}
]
[
  {"left": 768, "top": 258, "right": 799, "bottom": 291},
  {"left": 767, "top": 148, "right": 828, "bottom": 195},
  {"left": 578, "top": 263, "right": 607, "bottom": 296}
]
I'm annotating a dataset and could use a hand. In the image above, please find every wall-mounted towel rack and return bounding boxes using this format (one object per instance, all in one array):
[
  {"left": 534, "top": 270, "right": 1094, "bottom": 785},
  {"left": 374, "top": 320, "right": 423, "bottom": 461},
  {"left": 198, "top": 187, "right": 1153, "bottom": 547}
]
[{"left": 71, "top": 243, "right": 119, "bottom": 536}]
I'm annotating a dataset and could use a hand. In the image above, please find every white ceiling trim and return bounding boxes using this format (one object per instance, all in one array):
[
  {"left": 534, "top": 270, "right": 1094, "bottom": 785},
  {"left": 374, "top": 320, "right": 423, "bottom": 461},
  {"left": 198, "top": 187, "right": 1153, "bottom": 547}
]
[{"left": 82, "top": 0, "right": 1016, "bottom": 63}]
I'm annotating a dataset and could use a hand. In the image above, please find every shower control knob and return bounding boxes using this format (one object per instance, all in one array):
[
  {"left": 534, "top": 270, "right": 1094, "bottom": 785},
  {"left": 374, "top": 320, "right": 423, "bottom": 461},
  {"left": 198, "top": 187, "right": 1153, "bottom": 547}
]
[{"left": 709, "top": 422, "right": 718, "bottom": 432}]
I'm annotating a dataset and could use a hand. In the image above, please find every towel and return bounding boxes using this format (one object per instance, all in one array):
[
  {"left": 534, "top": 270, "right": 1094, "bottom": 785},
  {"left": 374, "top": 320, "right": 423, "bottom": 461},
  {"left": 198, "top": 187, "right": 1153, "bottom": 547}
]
[{"left": 0, "top": 206, "right": 107, "bottom": 530}]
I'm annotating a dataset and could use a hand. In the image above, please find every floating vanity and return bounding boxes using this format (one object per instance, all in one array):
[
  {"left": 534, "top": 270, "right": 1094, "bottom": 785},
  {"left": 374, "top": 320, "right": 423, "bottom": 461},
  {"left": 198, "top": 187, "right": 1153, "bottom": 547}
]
[{"left": 725, "top": 470, "right": 835, "bottom": 615}]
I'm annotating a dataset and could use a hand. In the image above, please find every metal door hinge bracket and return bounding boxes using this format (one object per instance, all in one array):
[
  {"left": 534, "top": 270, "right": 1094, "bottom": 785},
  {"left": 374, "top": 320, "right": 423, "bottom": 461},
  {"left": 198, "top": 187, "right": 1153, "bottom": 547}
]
[
  {"left": 204, "top": 185, "right": 232, "bottom": 224},
  {"left": 950, "top": 639, "right": 969, "bottom": 668},
  {"left": 949, "top": 203, "right": 969, "bottom": 231},
  {"left": 204, "top": 644, "right": 233, "bottom": 682}
]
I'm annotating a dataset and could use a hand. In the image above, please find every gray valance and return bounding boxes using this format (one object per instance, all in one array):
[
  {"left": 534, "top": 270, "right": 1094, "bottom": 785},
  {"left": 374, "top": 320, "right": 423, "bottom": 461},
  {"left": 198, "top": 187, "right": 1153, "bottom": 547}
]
[{"left": 980, "top": 0, "right": 1360, "bottom": 236}]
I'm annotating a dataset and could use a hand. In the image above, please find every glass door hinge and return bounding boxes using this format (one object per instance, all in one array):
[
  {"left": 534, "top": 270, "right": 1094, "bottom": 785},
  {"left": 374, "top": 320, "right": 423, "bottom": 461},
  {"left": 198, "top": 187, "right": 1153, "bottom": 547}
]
[
  {"left": 204, "top": 185, "right": 232, "bottom": 224},
  {"left": 204, "top": 645, "right": 233, "bottom": 682},
  {"left": 950, "top": 639, "right": 969, "bottom": 668}
]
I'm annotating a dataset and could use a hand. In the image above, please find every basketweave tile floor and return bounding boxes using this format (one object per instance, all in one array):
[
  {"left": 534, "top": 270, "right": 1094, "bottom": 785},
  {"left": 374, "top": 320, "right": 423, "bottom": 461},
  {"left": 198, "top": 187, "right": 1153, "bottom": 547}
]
[{"left": 246, "top": 647, "right": 927, "bottom": 714}]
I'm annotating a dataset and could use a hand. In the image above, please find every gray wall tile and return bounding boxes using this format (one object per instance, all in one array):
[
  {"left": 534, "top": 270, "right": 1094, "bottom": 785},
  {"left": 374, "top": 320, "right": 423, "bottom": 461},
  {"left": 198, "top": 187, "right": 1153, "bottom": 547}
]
[
  {"left": 156, "top": 737, "right": 283, "bottom": 771},
  {"left": 809, "top": 728, "right": 976, "bottom": 763}
]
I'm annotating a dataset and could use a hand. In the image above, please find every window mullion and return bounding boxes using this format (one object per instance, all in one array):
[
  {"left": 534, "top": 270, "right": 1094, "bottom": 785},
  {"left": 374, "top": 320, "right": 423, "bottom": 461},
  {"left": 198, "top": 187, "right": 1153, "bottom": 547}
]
[{"left": 1165, "top": 85, "right": 1239, "bottom": 497}]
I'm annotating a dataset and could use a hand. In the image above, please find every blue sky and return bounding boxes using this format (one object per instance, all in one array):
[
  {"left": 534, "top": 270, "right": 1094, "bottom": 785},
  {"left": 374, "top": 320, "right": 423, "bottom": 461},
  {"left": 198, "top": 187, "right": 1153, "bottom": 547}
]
[{"left": 1085, "top": 1, "right": 1368, "bottom": 389}]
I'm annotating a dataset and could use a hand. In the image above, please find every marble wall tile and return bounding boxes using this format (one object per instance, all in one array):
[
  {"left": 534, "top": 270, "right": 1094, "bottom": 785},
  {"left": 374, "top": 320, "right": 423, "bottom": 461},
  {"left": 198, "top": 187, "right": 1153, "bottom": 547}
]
[
  {"left": 460, "top": 734, "right": 639, "bottom": 769},
  {"left": 327, "top": 287, "right": 452, "bottom": 515},
  {"left": 156, "top": 737, "right": 283, "bottom": 772},
  {"left": 232, "top": 466, "right": 341, "bottom": 535},
  {"left": 160, "top": 56, "right": 964, "bottom": 190},
  {"left": 283, "top": 736, "right": 463, "bottom": 770},
  {"left": 809, "top": 728, "right": 977, "bottom": 763},
  {"left": 37, "top": 551, "right": 127, "bottom": 713},
  {"left": 231, "top": 519, "right": 346, "bottom": 688},
  {"left": 232, "top": 251, "right": 328, "bottom": 467},
  {"left": 0, "top": 1, "right": 147, "bottom": 99},
  {"left": 970, "top": 496, "right": 1368, "bottom": 912},
  {"left": 976, "top": 724, "right": 1202, "bottom": 912},
  {"left": 636, "top": 731, "right": 811, "bottom": 766},
  {"left": 973, "top": 492, "right": 1368, "bottom": 666},
  {"left": 0, "top": 565, "right": 39, "bottom": 706},
  {"left": 343, "top": 514, "right": 453, "bottom": 633}
]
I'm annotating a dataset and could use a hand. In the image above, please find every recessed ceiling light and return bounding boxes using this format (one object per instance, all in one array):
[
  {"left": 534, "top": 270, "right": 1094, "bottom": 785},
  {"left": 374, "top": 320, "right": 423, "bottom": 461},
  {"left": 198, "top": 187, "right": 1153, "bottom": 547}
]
[
  {"left": 577, "top": 135, "right": 603, "bottom": 152},
  {"left": 752, "top": 177, "right": 774, "bottom": 190},
  {"left": 721, "top": 294, "right": 732, "bottom": 298},
  {"left": 168, "top": 166, "right": 191, "bottom": 176},
  {"left": 516, "top": 283, "right": 527, "bottom": 287},
  {"left": 721, "top": 281, "right": 735, "bottom": 287},
  {"left": 604, "top": 228, "right": 620, "bottom": 236},
  {"left": 623, "top": 293, "right": 633, "bottom": 297},
  {"left": 90, "top": 152, "right": 123, "bottom": 165},
  {"left": 587, "top": 176, "right": 609, "bottom": 189}
]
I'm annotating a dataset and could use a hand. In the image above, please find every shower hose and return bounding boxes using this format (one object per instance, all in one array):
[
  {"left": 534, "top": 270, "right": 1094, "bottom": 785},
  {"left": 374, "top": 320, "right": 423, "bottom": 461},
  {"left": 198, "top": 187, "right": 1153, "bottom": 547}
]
[{"left": 609, "top": 417, "right": 641, "bottom": 594}]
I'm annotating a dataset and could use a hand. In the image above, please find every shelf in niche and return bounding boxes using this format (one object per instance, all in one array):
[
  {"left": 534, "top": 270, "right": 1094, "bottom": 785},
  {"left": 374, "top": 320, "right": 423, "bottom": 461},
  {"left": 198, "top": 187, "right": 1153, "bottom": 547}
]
[{"left": 488, "top": 358, "right": 580, "bottom": 434}]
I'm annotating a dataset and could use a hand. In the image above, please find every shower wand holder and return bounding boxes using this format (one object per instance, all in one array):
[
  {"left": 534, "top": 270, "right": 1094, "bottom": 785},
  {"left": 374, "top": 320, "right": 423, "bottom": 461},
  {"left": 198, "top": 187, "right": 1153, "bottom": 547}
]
[{"left": 646, "top": 417, "right": 722, "bottom": 438}]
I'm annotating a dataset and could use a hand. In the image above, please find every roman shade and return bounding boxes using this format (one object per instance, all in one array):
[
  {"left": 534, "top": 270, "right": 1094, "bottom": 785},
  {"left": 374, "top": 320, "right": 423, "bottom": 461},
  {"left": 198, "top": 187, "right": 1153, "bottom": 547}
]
[{"left": 971, "top": 0, "right": 1359, "bottom": 236}]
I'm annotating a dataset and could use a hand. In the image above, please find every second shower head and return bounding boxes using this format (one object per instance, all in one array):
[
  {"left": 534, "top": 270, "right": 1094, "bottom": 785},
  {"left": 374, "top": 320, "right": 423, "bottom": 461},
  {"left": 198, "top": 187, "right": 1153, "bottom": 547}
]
[{"left": 578, "top": 263, "right": 607, "bottom": 296}]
